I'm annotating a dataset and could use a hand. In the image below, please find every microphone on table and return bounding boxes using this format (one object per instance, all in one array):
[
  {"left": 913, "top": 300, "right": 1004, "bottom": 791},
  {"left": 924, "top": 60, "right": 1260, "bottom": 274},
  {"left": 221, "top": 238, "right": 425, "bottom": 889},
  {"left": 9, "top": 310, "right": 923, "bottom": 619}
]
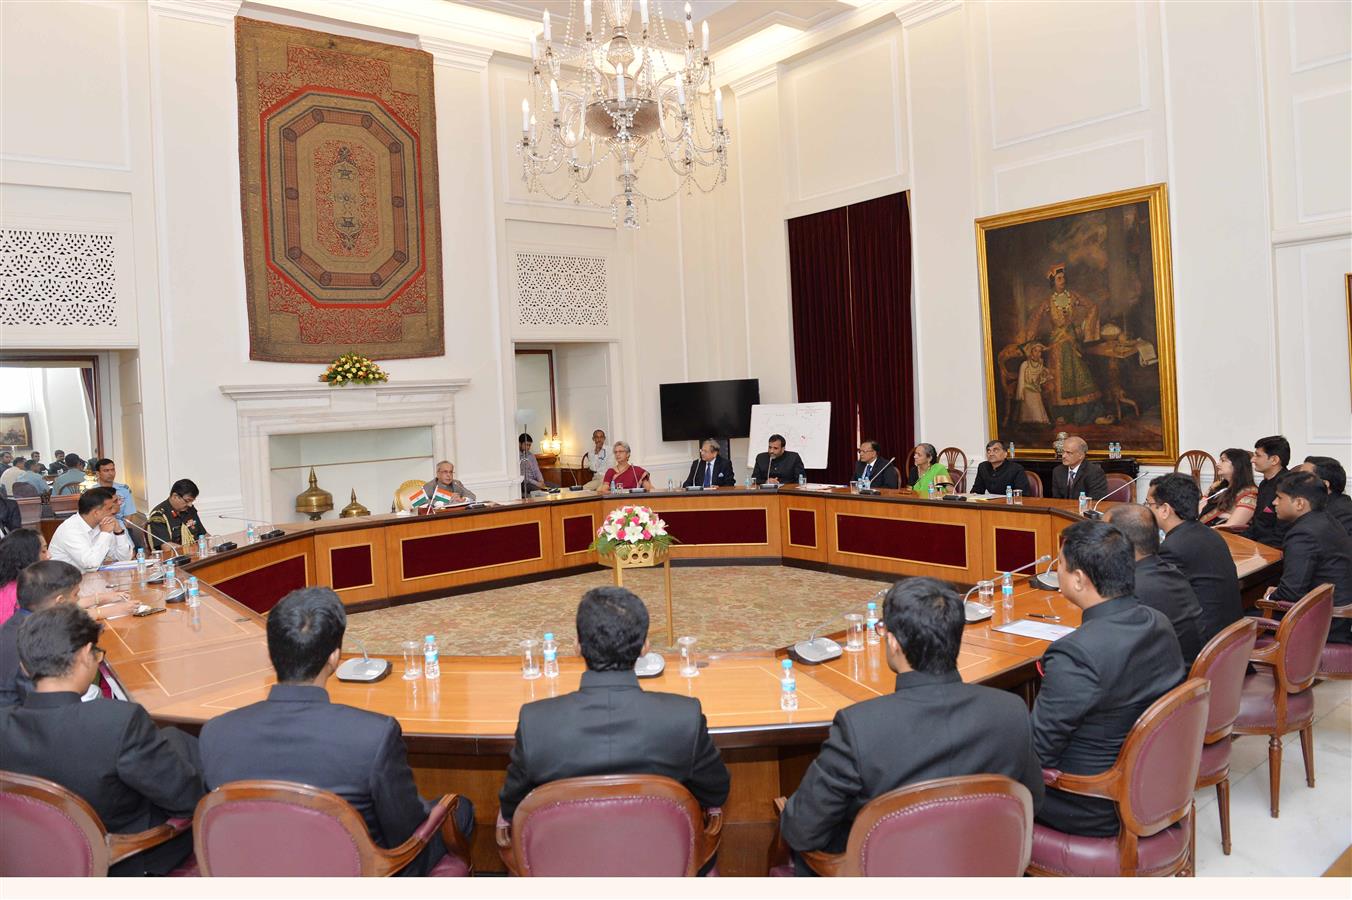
[
  {"left": 1031, "top": 556, "right": 1060, "bottom": 591},
  {"left": 120, "top": 518, "right": 192, "bottom": 568},
  {"left": 335, "top": 636, "right": 392, "bottom": 683},
  {"left": 961, "top": 554, "right": 1054, "bottom": 618},
  {"left": 217, "top": 514, "right": 286, "bottom": 539},
  {"left": 1083, "top": 473, "right": 1152, "bottom": 519},
  {"left": 792, "top": 615, "right": 847, "bottom": 664},
  {"left": 858, "top": 458, "right": 895, "bottom": 494}
]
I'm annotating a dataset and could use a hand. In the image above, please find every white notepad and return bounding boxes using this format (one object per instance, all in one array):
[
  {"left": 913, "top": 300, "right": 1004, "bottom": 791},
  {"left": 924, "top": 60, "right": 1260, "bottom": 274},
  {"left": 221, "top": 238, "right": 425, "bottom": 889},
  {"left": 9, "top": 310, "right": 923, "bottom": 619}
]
[{"left": 993, "top": 619, "right": 1076, "bottom": 641}]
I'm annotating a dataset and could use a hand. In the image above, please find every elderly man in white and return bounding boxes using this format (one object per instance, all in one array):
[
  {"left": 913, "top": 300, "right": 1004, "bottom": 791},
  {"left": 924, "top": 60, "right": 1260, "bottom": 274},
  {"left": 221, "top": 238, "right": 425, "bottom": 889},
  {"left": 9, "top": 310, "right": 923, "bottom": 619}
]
[{"left": 48, "top": 486, "right": 134, "bottom": 571}]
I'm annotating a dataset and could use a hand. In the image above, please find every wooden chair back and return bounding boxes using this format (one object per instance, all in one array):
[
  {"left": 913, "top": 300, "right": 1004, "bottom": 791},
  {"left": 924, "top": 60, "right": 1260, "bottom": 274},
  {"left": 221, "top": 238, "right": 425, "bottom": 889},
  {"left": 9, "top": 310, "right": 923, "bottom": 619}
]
[
  {"left": 1024, "top": 471, "right": 1043, "bottom": 497},
  {"left": 1174, "top": 450, "right": 1218, "bottom": 488},
  {"left": 1189, "top": 618, "right": 1258, "bottom": 743},
  {"left": 392, "top": 479, "right": 426, "bottom": 512},
  {"left": 938, "top": 447, "right": 968, "bottom": 492}
]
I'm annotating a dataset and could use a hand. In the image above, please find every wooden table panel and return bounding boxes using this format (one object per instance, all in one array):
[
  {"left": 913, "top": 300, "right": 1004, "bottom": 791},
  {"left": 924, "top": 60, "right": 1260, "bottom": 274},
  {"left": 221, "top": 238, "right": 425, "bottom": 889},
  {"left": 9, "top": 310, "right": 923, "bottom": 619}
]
[
  {"left": 313, "top": 526, "right": 390, "bottom": 606},
  {"left": 825, "top": 497, "right": 986, "bottom": 582},
  {"left": 382, "top": 506, "right": 555, "bottom": 595},
  {"left": 780, "top": 493, "right": 828, "bottom": 564}
]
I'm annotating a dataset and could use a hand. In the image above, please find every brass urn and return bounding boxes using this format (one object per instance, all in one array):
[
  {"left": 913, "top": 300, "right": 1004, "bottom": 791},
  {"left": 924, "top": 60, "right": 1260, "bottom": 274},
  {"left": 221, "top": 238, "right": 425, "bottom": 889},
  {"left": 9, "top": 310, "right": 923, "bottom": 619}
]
[
  {"left": 339, "top": 489, "right": 370, "bottom": 518},
  {"left": 295, "top": 467, "right": 334, "bottom": 521}
]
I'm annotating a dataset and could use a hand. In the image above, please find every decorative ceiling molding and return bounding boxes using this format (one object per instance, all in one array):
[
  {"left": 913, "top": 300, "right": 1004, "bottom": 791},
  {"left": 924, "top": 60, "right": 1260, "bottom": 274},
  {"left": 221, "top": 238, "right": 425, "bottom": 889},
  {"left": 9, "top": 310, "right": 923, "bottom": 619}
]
[
  {"left": 729, "top": 65, "right": 779, "bottom": 98},
  {"left": 147, "top": 0, "right": 243, "bottom": 26},
  {"left": 893, "top": 0, "right": 962, "bottom": 28},
  {"left": 419, "top": 35, "right": 494, "bottom": 70}
]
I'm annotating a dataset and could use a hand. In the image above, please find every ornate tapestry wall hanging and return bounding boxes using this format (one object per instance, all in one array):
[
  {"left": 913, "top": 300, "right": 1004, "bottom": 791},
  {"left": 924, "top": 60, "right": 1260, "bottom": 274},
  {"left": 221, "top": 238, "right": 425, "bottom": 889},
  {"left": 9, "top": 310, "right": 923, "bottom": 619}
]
[{"left": 235, "top": 18, "right": 444, "bottom": 362}]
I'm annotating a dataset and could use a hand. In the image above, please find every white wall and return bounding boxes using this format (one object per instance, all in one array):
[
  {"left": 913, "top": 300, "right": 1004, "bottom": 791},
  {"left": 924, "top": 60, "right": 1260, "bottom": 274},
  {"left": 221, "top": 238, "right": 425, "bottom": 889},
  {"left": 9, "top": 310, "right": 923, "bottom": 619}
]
[{"left": 3, "top": 0, "right": 1347, "bottom": 520}]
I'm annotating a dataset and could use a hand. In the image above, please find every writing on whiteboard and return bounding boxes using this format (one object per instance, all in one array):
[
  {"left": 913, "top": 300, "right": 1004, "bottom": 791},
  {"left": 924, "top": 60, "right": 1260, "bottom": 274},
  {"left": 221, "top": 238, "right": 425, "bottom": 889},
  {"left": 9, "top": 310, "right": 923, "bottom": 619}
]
[{"left": 746, "top": 403, "right": 832, "bottom": 469}]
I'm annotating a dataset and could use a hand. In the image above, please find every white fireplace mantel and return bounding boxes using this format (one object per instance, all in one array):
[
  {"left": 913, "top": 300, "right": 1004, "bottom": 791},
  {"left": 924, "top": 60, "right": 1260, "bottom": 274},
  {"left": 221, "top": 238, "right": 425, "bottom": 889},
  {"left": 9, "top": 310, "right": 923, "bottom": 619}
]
[{"left": 220, "top": 379, "right": 470, "bottom": 518}]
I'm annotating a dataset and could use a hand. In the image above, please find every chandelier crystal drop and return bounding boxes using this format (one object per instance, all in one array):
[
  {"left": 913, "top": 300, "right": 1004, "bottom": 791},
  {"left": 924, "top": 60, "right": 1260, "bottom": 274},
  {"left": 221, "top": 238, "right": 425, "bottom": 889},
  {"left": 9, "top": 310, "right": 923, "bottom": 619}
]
[{"left": 519, "top": 0, "right": 731, "bottom": 229}]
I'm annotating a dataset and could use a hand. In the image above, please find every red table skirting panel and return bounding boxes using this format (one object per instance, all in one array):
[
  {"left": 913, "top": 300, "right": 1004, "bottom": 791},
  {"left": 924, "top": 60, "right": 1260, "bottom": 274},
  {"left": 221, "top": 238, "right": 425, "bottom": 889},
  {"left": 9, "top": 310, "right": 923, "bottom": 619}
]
[
  {"left": 402, "top": 522, "right": 542, "bottom": 578},
  {"left": 660, "top": 509, "right": 768, "bottom": 546},
  {"left": 216, "top": 555, "right": 308, "bottom": 614},
  {"left": 330, "top": 544, "right": 375, "bottom": 590},
  {"left": 836, "top": 514, "right": 967, "bottom": 568},
  {"left": 788, "top": 509, "right": 817, "bottom": 548},
  {"left": 994, "top": 527, "right": 1038, "bottom": 575},
  {"left": 562, "top": 514, "right": 595, "bottom": 555}
]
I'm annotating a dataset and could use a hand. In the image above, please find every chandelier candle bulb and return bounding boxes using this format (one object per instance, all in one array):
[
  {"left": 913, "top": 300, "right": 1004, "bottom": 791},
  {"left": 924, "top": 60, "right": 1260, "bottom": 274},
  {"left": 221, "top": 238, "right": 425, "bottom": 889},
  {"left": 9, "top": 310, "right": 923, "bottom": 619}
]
[
  {"left": 714, "top": 87, "right": 723, "bottom": 122},
  {"left": 583, "top": 0, "right": 592, "bottom": 34},
  {"left": 676, "top": 77, "right": 686, "bottom": 107},
  {"left": 617, "top": 72, "right": 626, "bottom": 102},
  {"left": 550, "top": 79, "right": 560, "bottom": 113},
  {"left": 521, "top": 98, "right": 529, "bottom": 134},
  {"left": 530, "top": 35, "right": 537, "bottom": 61},
  {"left": 542, "top": 9, "right": 551, "bottom": 42},
  {"left": 702, "top": 21, "right": 709, "bottom": 54},
  {"left": 640, "top": 0, "right": 649, "bottom": 29}
]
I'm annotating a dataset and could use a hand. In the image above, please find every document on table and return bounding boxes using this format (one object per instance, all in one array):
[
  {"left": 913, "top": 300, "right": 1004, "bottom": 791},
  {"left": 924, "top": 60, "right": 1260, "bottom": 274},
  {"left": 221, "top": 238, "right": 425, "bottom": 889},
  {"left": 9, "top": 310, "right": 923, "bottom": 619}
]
[{"left": 993, "top": 619, "right": 1076, "bottom": 641}]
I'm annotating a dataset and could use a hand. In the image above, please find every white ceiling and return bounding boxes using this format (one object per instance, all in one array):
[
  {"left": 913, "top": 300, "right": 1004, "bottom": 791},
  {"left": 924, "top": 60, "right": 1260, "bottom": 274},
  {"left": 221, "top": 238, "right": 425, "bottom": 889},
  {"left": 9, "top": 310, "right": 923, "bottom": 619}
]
[{"left": 452, "top": 0, "right": 857, "bottom": 51}]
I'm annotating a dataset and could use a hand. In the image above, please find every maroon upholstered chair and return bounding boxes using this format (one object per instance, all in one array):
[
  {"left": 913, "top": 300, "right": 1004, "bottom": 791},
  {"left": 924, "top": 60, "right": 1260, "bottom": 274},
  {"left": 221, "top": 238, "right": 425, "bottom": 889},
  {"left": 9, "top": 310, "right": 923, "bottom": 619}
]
[
  {"left": 1027, "top": 677, "right": 1211, "bottom": 877},
  {"left": 1104, "top": 472, "right": 1135, "bottom": 501},
  {"left": 1257, "top": 593, "right": 1352, "bottom": 681},
  {"left": 1232, "top": 583, "right": 1334, "bottom": 818},
  {"left": 9, "top": 481, "right": 40, "bottom": 498},
  {"left": 0, "top": 770, "right": 191, "bottom": 877},
  {"left": 495, "top": 774, "right": 722, "bottom": 876},
  {"left": 1174, "top": 450, "right": 1218, "bottom": 488},
  {"left": 770, "top": 774, "right": 1034, "bottom": 877},
  {"left": 193, "top": 780, "right": 471, "bottom": 876},
  {"left": 1024, "top": 471, "right": 1044, "bottom": 498},
  {"left": 1187, "top": 618, "right": 1258, "bottom": 855}
]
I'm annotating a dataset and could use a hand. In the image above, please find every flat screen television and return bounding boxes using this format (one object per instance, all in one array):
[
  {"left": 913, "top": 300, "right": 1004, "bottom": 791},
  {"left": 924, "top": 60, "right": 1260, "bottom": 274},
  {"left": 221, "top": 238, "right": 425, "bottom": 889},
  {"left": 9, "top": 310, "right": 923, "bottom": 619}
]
[{"left": 659, "top": 379, "right": 760, "bottom": 442}]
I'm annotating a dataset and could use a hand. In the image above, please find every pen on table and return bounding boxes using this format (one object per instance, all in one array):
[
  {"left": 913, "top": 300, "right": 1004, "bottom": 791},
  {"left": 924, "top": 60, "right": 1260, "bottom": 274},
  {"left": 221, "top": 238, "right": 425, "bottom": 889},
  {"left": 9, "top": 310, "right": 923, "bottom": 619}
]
[{"left": 1027, "top": 613, "right": 1061, "bottom": 621}]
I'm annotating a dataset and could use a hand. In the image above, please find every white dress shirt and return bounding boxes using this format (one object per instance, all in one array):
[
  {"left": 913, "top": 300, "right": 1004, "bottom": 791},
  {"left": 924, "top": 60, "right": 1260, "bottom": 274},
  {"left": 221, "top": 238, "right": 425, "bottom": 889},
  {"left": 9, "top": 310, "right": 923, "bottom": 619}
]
[{"left": 49, "top": 513, "right": 134, "bottom": 571}]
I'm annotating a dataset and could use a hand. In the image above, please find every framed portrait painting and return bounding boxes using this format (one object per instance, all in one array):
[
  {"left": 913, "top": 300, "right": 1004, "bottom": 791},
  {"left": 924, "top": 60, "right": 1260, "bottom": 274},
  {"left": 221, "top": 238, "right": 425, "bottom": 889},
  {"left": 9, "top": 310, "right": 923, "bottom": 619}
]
[
  {"left": 0, "top": 413, "right": 33, "bottom": 451},
  {"left": 976, "top": 183, "right": 1179, "bottom": 464}
]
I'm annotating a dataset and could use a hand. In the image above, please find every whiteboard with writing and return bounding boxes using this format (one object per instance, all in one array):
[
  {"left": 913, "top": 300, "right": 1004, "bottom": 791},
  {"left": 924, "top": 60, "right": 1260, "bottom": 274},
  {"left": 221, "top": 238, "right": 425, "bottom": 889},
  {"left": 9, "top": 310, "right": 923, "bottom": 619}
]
[{"left": 746, "top": 402, "right": 832, "bottom": 469}]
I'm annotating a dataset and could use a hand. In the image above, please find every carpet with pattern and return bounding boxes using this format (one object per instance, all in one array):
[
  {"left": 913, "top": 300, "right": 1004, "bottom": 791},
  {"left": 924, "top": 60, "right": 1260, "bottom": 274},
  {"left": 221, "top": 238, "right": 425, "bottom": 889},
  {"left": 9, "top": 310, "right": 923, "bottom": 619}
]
[{"left": 346, "top": 565, "right": 892, "bottom": 657}]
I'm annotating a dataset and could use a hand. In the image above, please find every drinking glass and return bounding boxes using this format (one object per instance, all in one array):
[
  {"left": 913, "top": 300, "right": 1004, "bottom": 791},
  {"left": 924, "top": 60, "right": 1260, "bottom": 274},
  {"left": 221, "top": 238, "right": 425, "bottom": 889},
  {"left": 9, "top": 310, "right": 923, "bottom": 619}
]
[
  {"left": 1011, "top": 489, "right": 1023, "bottom": 506},
  {"left": 676, "top": 636, "right": 699, "bottom": 677},
  {"left": 401, "top": 640, "right": 422, "bottom": 680},
  {"left": 520, "top": 638, "right": 542, "bottom": 680},
  {"left": 977, "top": 580, "right": 995, "bottom": 610},
  {"left": 844, "top": 613, "right": 865, "bottom": 652}
]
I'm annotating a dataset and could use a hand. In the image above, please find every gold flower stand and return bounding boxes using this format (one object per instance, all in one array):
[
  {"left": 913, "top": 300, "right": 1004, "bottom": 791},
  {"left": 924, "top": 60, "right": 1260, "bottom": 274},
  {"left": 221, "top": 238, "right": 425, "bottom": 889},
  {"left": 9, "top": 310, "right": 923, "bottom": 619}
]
[{"left": 605, "top": 543, "right": 675, "bottom": 646}]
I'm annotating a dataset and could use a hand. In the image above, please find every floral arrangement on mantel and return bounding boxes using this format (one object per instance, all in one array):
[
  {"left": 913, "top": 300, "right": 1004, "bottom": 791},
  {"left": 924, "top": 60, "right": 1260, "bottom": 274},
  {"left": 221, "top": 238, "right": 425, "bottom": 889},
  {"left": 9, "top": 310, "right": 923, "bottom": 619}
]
[
  {"left": 591, "top": 505, "right": 676, "bottom": 560},
  {"left": 319, "top": 353, "right": 389, "bottom": 386}
]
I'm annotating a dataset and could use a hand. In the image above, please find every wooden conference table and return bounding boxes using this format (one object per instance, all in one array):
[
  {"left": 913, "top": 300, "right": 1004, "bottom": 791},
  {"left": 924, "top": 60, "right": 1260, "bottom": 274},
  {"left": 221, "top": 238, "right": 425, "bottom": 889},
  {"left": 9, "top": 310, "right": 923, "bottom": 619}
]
[{"left": 92, "top": 486, "right": 1281, "bottom": 875}]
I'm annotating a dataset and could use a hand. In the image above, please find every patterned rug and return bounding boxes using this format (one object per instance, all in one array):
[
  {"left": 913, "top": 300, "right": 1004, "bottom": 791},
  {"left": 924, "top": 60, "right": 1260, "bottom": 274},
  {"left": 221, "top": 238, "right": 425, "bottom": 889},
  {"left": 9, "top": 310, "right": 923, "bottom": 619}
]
[{"left": 346, "top": 566, "right": 893, "bottom": 657}]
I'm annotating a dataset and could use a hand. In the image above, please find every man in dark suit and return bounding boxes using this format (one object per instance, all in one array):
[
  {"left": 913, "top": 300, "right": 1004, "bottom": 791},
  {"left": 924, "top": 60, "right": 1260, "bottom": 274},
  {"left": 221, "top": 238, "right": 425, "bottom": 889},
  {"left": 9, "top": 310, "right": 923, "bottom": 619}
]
[
  {"left": 1267, "top": 472, "right": 1352, "bottom": 643},
  {"left": 0, "top": 604, "right": 204, "bottom": 875},
  {"left": 970, "top": 439, "right": 1030, "bottom": 495},
  {"left": 682, "top": 439, "right": 737, "bottom": 488},
  {"left": 780, "top": 577, "right": 1043, "bottom": 864},
  {"left": 1050, "top": 435, "right": 1108, "bottom": 500},
  {"left": 0, "top": 490, "right": 21, "bottom": 535},
  {"left": 752, "top": 434, "right": 806, "bottom": 485},
  {"left": 1148, "top": 474, "right": 1243, "bottom": 645},
  {"left": 853, "top": 439, "right": 899, "bottom": 489},
  {"left": 1298, "top": 456, "right": 1352, "bottom": 537},
  {"left": 1104, "top": 504, "right": 1204, "bottom": 664},
  {"left": 1241, "top": 435, "right": 1292, "bottom": 547},
  {"left": 1032, "top": 520, "right": 1185, "bottom": 837},
  {"left": 499, "top": 586, "right": 730, "bottom": 825},
  {"left": 200, "top": 588, "right": 472, "bottom": 876}
]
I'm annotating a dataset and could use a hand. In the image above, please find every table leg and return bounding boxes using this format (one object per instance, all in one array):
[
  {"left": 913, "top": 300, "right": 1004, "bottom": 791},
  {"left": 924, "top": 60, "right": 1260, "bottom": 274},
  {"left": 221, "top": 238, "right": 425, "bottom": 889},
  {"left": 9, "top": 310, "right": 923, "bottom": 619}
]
[
  {"left": 665, "top": 559, "right": 674, "bottom": 647},
  {"left": 612, "top": 560, "right": 623, "bottom": 587}
]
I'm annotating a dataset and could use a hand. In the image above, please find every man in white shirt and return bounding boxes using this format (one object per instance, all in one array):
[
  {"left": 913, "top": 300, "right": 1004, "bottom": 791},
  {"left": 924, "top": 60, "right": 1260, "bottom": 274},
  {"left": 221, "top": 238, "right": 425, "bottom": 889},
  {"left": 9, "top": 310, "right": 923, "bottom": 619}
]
[
  {"left": 48, "top": 486, "right": 134, "bottom": 571},
  {"left": 581, "top": 429, "right": 608, "bottom": 491}
]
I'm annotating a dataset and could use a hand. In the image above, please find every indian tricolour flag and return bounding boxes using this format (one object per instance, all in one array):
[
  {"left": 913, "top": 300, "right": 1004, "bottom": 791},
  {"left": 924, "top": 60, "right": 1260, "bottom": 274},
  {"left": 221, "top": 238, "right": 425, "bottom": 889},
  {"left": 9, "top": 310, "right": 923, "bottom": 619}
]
[
  {"left": 407, "top": 486, "right": 431, "bottom": 510},
  {"left": 432, "top": 485, "right": 458, "bottom": 506}
]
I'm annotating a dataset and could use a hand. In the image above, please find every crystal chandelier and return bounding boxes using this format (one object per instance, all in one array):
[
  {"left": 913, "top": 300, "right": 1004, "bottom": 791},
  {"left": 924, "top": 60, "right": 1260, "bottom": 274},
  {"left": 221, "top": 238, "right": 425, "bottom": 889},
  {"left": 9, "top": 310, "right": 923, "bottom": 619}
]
[{"left": 519, "top": 0, "right": 731, "bottom": 229}]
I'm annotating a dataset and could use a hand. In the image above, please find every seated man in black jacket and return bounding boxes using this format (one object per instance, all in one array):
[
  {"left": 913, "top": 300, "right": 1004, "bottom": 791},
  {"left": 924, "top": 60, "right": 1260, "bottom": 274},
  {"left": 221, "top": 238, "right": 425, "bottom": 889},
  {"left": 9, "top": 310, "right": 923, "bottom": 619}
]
[
  {"left": 201, "top": 587, "right": 472, "bottom": 876},
  {"left": 1032, "top": 520, "right": 1184, "bottom": 837},
  {"left": 499, "top": 586, "right": 730, "bottom": 825},
  {"left": 1104, "top": 504, "right": 1204, "bottom": 664},
  {"left": 971, "top": 439, "right": 1030, "bottom": 495},
  {"left": 752, "top": 434, "right": 806, "bottom": 485},
  {"left": 682, "top": 439, "right": 737, "bottom": 488},
  {"left": 1297, "top": 456, "right": 1352, "bottom": 538},
  {"left": 1149, "top": 473, "right": 1243, "bottom": 646},
  {"left": 0, "top": 604, "right": 204, "bottom": 875},
  {"left": 780, "top": 577, "right": 1043, "bottom": 869},
  {"left": 1266, "top": 472, "right": 1352, "bottom": 644},
  {"left": 1241, "top": 434, "right": 1292, "bottom": 547}
]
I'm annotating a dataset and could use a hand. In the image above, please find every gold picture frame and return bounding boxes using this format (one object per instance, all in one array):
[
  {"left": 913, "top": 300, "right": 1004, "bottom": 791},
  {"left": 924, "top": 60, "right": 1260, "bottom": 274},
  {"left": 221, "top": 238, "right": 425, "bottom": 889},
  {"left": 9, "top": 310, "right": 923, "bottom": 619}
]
[{"left": 976, "top": 183, "right": 1178, "bottom": 464}]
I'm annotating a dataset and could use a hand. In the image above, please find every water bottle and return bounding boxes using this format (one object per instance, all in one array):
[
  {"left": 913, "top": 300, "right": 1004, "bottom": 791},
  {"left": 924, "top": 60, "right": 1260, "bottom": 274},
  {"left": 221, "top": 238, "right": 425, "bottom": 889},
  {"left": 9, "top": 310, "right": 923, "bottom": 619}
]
[
  {"left": 136, "top": 548, "right": 147, "bottom": 584},
  {"left": 779, "top": 658, "right": 798, "bottom": 711},
  {"left": 666, "top": 477, "right": 674, "bottom": 491},
  {"left": 1001, "top": 571, "right": 1015, "bottom": 619},
  {"left": 186, "top": 575, "right": 200, "bottom": 608},
  {"left": 542, "top": 632, "right": 559, "bottom": 678},
  {"left": 197, "top": 534, "right": 208, "bottom": 557},
  {"left": 861, "top": 476, "right": 871, "bottom": 492},
  {"left": 745, "top": 474, "right": 754, "bottom": 489},
  {"left": 865, "top": 601, "right": 880, "bottom": 645},
  {"left": 1005, "top": 485, "right": 1013, "bottom": 505},
  {"left": 164, "top": 557, "right": 176, "bottom": 588},
  {"left": 1078, "top": 491, "right": 1088, "bottom": 515},
  {"left": 1008, "top": 442, "right": 1015, "bottom": 457},
  {"left": 798, "top": 473, "right": 806, "bottom": 486},
  {"left": 611, "top": 479, "right": 619, "bottom": 494},
  {"left": 423, "top": 634, "right": 441, "bottom": 679},
  {"left": 246, "top": 522, "right": 256, "bottom": 544},
  {"left": 926, "top": 481, "right": 936, "bottom": 499}
]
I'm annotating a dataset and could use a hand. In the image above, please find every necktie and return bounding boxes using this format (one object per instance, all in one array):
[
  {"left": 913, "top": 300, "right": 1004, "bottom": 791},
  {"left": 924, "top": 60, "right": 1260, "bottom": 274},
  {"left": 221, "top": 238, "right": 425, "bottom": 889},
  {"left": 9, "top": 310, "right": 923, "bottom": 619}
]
[
  {"left": 703, "top": 461, "right": 712, "bottom": 487},
  {"left": 864, "top": 462, "right": 873, "bottom": 480}
]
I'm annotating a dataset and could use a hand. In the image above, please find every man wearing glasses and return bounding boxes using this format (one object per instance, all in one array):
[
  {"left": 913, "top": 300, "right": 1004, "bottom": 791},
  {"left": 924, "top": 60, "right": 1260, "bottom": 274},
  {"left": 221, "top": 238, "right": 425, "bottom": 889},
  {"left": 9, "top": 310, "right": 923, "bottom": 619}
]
[
  {"left": 0, "top": 601, "right": 203, "bottom": 875},
  {"left": 852, "top": 440, "right": 899, "bottom": 489}
]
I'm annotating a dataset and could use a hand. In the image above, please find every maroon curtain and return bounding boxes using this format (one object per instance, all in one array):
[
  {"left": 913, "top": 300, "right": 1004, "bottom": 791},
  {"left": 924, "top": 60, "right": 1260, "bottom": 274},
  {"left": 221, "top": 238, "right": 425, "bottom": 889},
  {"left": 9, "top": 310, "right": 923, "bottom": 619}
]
[
  {"left": 787, "top": 193, "right": 914, "bottom": 484},
  {"left": 788, "top": 207, "right": 858, "bottom": 484},
  {"left": 848, "top": 193, "right": 915, "bottom": 475}
]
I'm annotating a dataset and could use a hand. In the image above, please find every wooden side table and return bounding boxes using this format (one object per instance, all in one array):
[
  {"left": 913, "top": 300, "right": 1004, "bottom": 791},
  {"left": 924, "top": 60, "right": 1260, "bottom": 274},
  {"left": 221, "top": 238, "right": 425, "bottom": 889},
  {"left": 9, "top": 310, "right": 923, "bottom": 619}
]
[{"left": 606, "top": 545, "right": 675, "bottom": 646}]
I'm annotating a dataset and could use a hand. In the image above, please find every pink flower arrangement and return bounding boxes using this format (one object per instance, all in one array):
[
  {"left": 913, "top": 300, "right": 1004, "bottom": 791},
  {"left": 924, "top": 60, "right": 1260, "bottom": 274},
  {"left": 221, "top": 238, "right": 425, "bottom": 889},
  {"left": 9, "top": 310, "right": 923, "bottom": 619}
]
[{"left": 590, "top": 505, "right": 676, "bottom": 559}]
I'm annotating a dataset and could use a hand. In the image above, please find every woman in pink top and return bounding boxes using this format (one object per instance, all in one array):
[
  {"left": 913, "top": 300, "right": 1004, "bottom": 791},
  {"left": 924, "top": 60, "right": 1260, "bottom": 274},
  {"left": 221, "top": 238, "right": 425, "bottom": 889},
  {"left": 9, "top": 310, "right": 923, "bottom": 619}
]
[
  {"left": 597, "top": 441, "right": 655, "bottom": 493},
  {"left": 0, "top": 528, "right": 48, "bottom": 625}
]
